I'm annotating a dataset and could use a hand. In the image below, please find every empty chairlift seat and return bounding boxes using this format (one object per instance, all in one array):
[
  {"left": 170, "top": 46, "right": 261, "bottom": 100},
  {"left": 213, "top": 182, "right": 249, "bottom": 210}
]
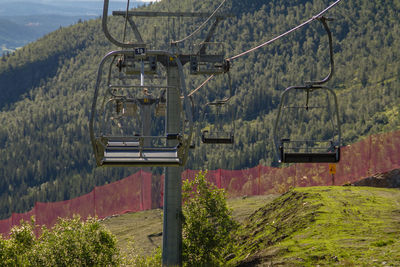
[
  {"left": 201, "top": 130, "right": 234, "bottom": 144},
  {"left": 273, "top": 85, "right": 341, "bottom": 164},
  {"left": 94, "top": 136, "right": 182, "bottom": 167},
  {"left": 200, "top": 72, "right": 235, "bottom": 145},
  {"left": 279, "top": 139, "right": 340, "bottom": 163},
  {"left": 273, "top": 17, "right": 341, "bottom": 164},
  {"left": 90, "top": 50, "right": 194, "bottom": 167}
]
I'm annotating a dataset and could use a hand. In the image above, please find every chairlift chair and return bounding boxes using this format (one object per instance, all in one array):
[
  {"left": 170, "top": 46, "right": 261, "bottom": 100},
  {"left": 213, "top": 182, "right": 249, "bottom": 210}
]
[
  {"left": 190, "top": 42, "right": 230, "bottom": 75},
  {"left": 90, "top": 50, "right": 193, "bottom": 167},
  {"left": 201, "top": 72, "right": 235, "bottom": 145},
  {"left": 274, "top": 86, "right": 341, "bottom": 163},
  {"left": 96, "top": 135, "right": 183, "bottom": 167},
  {"left": 117, "top": 55, "right": 157, "bottom": 75},
  {"left": 273, "top": 17, "right": 341, "bottom": 163}
]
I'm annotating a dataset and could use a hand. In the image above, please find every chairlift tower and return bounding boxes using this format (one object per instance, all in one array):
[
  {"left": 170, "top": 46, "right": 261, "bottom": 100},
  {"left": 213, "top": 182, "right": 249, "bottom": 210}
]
[{"left": 91, "top": 1, "right": 232, "bottom": 266}]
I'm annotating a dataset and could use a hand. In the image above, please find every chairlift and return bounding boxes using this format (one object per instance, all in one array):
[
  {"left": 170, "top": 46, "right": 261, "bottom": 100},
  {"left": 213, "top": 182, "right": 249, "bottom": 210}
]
[
  {"left": 273, "top": 17, "right": 341, "bottom": 163},
  {"left": 201, "top": 72, "right": 235, "bottom": 145},
  {"left": 190, "top": 42, "right": 230, "bottom": 75},
  {"left": 90, "top": 50, "right": 193, "bottom": 167},
  {"left": 117, "top": 55, "right": 158, "bottom": 76}
]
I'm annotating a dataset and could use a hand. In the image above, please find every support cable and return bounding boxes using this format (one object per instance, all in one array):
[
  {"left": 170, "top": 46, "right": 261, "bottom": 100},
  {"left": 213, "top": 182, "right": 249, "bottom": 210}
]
[
  {"left": 186, "top": 0, "right": 342, "bottom": 97},
  {"left": 226, "top": 0, "right": 342, "bottom": 61},
  {"left": 171, "top": 0, "right": 228, "bottom": 44},
  {"left": 122, "top": 0, "right": 131, "bottom": 43},
  {"left": 188, "top": 75, "right": 215, "bottom": 97}
]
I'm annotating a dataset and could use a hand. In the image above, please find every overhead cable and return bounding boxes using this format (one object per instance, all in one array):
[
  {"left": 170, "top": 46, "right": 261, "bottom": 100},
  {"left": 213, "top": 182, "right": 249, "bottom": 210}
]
[
  {"left": 171, "top": 0, "right": 228, "bottom": 44},
  {"left": 122, "top": 0, "right": 131, "bottom": 42},
  {"left": 226, "top": 0, "right": 342, "bottom": 61},
  {"left": 188, "top": 75, "right": 215, "bottom": 97},
  {"left": 187, "top": 0, "right": 342, "bottom": 98}
]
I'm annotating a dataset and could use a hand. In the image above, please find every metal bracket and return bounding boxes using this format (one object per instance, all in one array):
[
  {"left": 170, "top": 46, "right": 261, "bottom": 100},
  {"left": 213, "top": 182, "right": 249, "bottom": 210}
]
[
  {"left": 198, "top": 17, "right": 222, "bottom": 55},
  {"left": 126, "top": 16, "right": 144, "bottom": 44},
  {"left": 305, "top": 16, "right": 334, "bottom": 86},
  {"left": 102, "top": 0, "right": 146, "bottom": 48}
]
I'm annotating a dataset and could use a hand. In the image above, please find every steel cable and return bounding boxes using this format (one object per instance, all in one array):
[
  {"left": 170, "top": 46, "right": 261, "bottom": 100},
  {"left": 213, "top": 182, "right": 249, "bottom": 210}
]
[
  {"left": 171, "top": 0, "right": 228, "bottom": 44},
  {"left": 186, "top": 0, "right": 342, "bottom": 97},
  {"left": 227, "top": 0, "right": 342, "bottom": 61},
  {"left": 122, "top": 0, "right": 131, "bottom": 43}
]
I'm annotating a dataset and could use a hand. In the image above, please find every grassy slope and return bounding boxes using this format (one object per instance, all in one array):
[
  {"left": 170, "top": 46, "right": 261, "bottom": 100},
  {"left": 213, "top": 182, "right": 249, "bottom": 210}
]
[
  {"left": 233, "top": 186, "right": 400, "bottom": 266},
  {"left": 101, "top": 194, "right": 278, "bottom": 257},
  {"left": 102, "top": 187, "right": 400, "bottom": 266}
]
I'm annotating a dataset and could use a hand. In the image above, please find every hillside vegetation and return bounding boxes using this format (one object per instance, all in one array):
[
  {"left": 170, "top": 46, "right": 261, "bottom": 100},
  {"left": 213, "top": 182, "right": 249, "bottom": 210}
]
[
  {"left": 102, "top": 194, "right": 277, "bottom": 257},
  {"left": 232, "top": 186, "right": 400, "bottom": 266},
  {"left": 0, "top": 0, "right": 400, "bottom": 219},
  {"left": 103, "top": 186, "right": 400, "bottom": 266}
]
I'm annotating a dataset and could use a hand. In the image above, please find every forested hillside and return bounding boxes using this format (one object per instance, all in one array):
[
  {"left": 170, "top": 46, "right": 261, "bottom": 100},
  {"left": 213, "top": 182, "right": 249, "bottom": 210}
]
[{"left": 0, "top": 0, "right": 399, "bottom": 219}]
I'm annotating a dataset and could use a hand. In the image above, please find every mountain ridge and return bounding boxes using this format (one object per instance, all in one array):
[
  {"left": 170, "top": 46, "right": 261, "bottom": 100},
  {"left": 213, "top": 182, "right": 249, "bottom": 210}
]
[
  {"left": 0, "top": 0, "right": 143, "bottom": 53},
  {"left": 0, "top": 0, "right": 399, "bottom": 218}
]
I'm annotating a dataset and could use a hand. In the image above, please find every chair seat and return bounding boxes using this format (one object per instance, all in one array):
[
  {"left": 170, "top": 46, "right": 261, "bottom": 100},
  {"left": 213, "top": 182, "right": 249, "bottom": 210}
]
[
  {"left": 201, "top": 131, "right": 234, "bottom": 144},
  {"left": 102, "top": 148, "right": 181, "bottom": 166},
  {"left": 107, "top": 140, "right": 140, "bottom": 147},
  {"left": 202, "top": 137, "right": 234, "bottom": 144},
  {"left": 282, "top": 151, "right": 340, "bottom": 163},
  {"left": 94, "top": 136, "right": 182, "bottom": 167}
]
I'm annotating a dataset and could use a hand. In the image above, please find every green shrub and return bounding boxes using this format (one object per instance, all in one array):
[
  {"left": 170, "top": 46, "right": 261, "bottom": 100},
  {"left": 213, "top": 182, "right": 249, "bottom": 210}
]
[
  {"left": 182, "top": 171, "right": 239, "bottom": 266},
  {"left": 121, "top": 243, "right": 162, "bottom": 267},
  {"left": 1, "top": 221, "right": 36, "bottom": 266},
  {"left": 0, "top": 216, "right": 120, "bottom": 266}
]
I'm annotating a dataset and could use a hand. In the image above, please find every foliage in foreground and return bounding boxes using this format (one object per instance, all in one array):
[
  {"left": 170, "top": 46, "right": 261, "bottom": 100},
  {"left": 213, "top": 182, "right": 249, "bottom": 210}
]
[
  {"left": 0, "top": 216, "right": 120, "bottom": 266},
  {"left": 121, "top": 244, "right": 162, "bottom": 267},
  {"left": 0, "top": 172, "right": 239, "bottom": 267},
  {"left": 182, "top": 171, "right": 239, "bottom": 266},
  {"left": 126, "top": 171, "right": 239, "bottom": 266}
]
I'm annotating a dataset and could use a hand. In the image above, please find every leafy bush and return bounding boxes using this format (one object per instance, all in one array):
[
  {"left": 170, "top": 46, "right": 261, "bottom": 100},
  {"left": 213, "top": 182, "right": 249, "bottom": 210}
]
[
  {"left": 0, "top": 221, "right": 36, "bottom": 266},
  {"left": 182, "top": 171, "right": 239, "bottom": 266},
  {"left": 121, "top": 243, "right": 161, "bottom": 267},
  {"left": 0, "top": 216, "right": 120, "bottom": 266}
]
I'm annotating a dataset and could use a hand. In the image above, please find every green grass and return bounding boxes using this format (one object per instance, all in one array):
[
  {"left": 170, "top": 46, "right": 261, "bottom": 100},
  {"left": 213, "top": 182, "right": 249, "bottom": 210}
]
[
  {"left": 101, "top": 194, "right": 277, "bottom": 257},
  {"left": 101, "top": 209, "right": 163, "bottom": 257},
  {"left": 101, "top": 186, "right": 400, "bottom": 266},
  {"left": 232, "top": 186, "right": 400, "bottom": 266}
]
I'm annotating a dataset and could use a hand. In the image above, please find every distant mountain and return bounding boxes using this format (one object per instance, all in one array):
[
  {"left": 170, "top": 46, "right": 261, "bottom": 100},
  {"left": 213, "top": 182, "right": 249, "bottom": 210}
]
[
  {"left": 0, "top": 17, "right": 39, "bottom": 51},
  {"left": 0, "top": 15, "right": 91, "bottom": 53},
  {"left": 0, "top": 0, "right": 144, "bottom": 53},
  {"left": 0, "top": 1, "right": 139, "bottom": 17}
]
